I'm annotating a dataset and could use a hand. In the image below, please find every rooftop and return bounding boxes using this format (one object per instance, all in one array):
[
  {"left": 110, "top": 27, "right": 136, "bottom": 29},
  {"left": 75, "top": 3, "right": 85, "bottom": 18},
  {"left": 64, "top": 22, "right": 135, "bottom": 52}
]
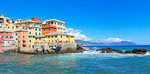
[
  {"left": 45, "top": 19, "right": 65, "bottom": 24},
  {"left": 35, "top": 32, "right": 74, "bottom": 38}
]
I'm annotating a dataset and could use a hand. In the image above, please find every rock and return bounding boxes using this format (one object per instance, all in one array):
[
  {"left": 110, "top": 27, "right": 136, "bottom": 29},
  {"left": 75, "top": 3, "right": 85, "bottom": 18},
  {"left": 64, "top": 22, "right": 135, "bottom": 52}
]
[
  {"left": 132, "top": 48, "right": 148, "bottom": 54},
  {"left": 100, "top": 48, "right": 123, "bottom": 53},
  {"left": 124, "top": 50, "right": 132, "bottom": 54},
  {"left": 18, "top": 48, "right": 37, "bottom": 54},
  {"left": 58, "top": 48, "right": 76, "bottom": 54},
  {"left": 47, "top": 50, "right": 56, "bottom": 54}
]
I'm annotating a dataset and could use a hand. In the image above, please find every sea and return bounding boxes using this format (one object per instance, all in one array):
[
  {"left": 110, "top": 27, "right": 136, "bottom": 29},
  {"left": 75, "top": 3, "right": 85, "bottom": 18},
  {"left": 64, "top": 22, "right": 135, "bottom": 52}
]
[{"left": 1, "top": 45, "right": 150, "bottom": 74}]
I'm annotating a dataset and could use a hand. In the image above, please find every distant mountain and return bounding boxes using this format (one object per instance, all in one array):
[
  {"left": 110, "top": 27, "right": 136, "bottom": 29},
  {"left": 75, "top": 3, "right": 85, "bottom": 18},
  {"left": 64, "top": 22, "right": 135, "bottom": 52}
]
[
  {"left": 75, "top": 40, "right": 136, "bottom": 46},
  {"left": 108, "top": 41, "right": 136, "bottom": 45}
]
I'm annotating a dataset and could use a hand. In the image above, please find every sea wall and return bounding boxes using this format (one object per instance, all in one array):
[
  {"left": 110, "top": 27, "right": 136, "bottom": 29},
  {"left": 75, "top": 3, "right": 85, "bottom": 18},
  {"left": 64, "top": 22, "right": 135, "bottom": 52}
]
[{"left": 2, "top": 43, "right": 85, "bottom": 54}]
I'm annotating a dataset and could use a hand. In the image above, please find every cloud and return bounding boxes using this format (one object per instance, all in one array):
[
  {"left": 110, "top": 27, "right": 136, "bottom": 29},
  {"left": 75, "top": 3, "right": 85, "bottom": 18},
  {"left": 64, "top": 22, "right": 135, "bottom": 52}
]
[
  {"left": 103, "top": 38, "right": 131, "bottom": 42},
  {"left": 66, "top": 28, "right": 92, "bottom": 41},
  {"left": 92, "top": 38, "right": 131, "bottom": 43},
  {"left": 66, "top": 28, "right": 131, "bottom": 43}
]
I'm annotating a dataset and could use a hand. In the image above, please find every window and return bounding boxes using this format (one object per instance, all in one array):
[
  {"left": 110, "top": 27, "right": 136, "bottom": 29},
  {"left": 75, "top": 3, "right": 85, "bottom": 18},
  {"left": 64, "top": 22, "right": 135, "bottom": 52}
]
[
  {"left": 61, "top": 35, "right": 62, "bottom": 38},
  {"left": 12, "top": 26, "right": 14, "bottom": 28},
  {"left": 36, "top": 38, "right": 37, "bottom": 40},
  {"left": 51, "top": 22, "right": 53, "bottom": 25},
  {"left": 1, "top": 32, "right": 3, "bottom": 34},
  {"left": 6, "top": 36, "right": 8, "bottom": 38},
  {"left": 39, "top": 33, "right": 41, "bottom": 35},
  {"left": 35, "top": 33, "right": 37, "bottom": 35},
  {"left": 39, "top": 29, "right": 41, "bottom": 31},
  {"left": 10, "top": 36, "right": 13, "bottom": 38},
  {"left": 55, "top": 22, "right": 56, "bottom": 25},
  {"left": 1, "top": 36, "right": 3, "bottom": 38},
  {"left": 23, "top": 36, "right": 25, "bottom": 38},
  {"left": 66, "top": 36, "right": 68, "bottom": 38},
  {"left": 29, "top": 32, "right": 31, "bottom": 34},
  {"left": 8, "top": 27, "right": 9, "bottom": 28},
  {"left": 29, "top": 28, "right": 31, "bottom": 30},
  {"left": 40, "top": 25, "right": 41, "bottom": 27},
  {"left": 32, "top": 45, "right": 34, "bottom": 48},
  {"left": 29, "top": 40, "right": 31, "bottom": 42},
  {"left": 33, "top": 36, "right": 35, "bottom": 38},
  {"left": 16, "top": 33, "right": 17, "bottom": 35},
  {"left": 48, "top": 28, "right": 50, "bottom": 30},
  {"left": 39, "top": 38, "right": 41, "bottom": 40},
  {"left": 6, "top": 32, "right": 8, "bottom": 34},
  {"left": 48, "top": 22, "right": 50, "bottom": 25},
  {"left": 55, "top": 35, "right": 57, "bottom": 38},
  {"left": 35, "top": 28, "right": 37, "bottom": 31},
  {"left": 44, "top": 29, "right": 45, "bottom": 31},
  {"left": 16, "top": 38, "right": 17, "bottom": 40},
  {"left": 48, "top": 36, "right": 50, "bottom": 38},
  {"left": 18, "top": 41, "right": 20, "bottom": 43},
  {"left": 51, "top": 36, "right": 53, "bottom": 38},
  {"left": 16, "top": 45, "right": 17, "bottom": 47},
  {"left": 29, "top": 36, "right": 32, "bottom": 38}
]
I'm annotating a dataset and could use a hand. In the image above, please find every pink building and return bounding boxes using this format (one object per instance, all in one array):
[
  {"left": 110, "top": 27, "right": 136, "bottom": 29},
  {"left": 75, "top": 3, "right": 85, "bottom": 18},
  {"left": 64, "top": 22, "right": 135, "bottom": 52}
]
[
  {"left": 15, "top": 30, "right": 29, "bottom": 48},
  {"left": 0, "top": 31, "right": 14, "bottom": 40},
  {"left": 0, "top": 31, "right": 14, "bottom": 52}
]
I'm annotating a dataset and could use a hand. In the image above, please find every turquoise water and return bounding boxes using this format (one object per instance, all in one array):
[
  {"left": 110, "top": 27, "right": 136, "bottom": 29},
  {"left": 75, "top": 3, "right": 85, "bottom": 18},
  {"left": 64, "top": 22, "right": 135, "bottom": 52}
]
[{"left": 0, "top": 46, "right": 150, "bottom": 74}]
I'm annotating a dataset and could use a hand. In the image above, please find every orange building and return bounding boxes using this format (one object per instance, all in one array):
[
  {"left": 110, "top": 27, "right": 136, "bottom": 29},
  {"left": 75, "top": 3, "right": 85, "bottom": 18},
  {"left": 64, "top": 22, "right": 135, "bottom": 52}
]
[{"left": 42, "top": 24, "right": 57, "bottom": 35}]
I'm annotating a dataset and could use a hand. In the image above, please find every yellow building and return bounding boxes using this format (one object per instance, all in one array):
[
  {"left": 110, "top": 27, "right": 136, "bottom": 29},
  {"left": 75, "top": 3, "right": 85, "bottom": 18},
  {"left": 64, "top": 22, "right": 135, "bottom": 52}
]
[
  {"left": 4, "top": 23, "right": 16, "bottom": 30},
  {"left": 35, "top": 32, "right": 75, "bottom": 43}
]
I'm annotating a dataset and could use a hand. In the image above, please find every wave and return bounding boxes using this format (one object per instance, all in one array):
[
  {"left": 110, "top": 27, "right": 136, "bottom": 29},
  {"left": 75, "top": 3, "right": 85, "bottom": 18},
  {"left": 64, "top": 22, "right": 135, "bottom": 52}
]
[{"left": 79, "top": 50, "right": 150, "bottom": 58}]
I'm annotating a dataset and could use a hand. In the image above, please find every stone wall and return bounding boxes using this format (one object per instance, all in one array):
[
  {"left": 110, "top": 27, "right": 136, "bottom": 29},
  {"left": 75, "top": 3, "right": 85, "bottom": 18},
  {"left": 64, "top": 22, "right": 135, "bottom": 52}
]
[{"left": 59, "top": 43, "right": 77, "bottom": 50}]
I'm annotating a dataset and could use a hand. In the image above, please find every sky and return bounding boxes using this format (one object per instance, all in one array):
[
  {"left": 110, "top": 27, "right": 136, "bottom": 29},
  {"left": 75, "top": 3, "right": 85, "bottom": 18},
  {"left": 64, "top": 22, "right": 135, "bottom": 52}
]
[{"left": 1, "top": 0, "right": 150, "bottom": 44}]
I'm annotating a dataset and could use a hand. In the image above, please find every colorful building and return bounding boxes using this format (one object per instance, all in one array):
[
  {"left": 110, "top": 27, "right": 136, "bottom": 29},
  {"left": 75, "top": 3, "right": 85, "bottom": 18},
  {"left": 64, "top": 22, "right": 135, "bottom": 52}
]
[
  {"left": 35, "top": 32, "right": 75, "bottom": 43},
  {"left": 15, "top": 30, "right": 29, "bottom": 48},
  {"left": 0, "top": 30, "right": 14, "bottom": 40},
  {"left": 15, "top": 20, "right": 36, "bottom": 27},
  {"left": 0, "top": 14, "right": 13, "bottom": 25},
  {"left": 0, "top": 30, "right": 16, "bottom": 52},
  {"left": 26, "top": 25, "right": 42, "bottom": 48},
  {"left": 4, "top": 23, "right": 16, "bottom": 30},
  {"left": 43, "top": 19, "right": 65, "bottom": 33},
  {"left": 42, "top": 24, "right": 57, "bottom": 35}
]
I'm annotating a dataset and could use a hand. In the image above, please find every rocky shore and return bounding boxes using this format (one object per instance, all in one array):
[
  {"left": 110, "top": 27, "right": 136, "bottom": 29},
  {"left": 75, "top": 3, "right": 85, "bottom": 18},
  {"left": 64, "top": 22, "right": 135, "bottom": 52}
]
[
  {"left": 2, "top": 44, "right": 85, "bottom": 54},
  {"left": 96, "top": 48, "right": 149, "bottom": 55}
]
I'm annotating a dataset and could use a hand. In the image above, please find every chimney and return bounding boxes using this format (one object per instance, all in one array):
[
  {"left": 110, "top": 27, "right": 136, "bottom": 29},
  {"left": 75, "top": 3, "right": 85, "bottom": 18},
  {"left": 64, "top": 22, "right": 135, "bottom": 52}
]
[{"left": 1, "top": 14, "right": 4, "bottom": 17}]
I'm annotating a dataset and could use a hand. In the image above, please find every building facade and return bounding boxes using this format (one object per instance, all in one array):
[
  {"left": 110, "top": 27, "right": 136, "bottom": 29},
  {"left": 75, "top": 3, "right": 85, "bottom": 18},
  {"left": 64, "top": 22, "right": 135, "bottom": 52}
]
[
  {"left": 0, "top": 14, "right": 13, "bottom": 25},
  {"left": 4, "top": 23, "right": 16, "bottom": 30},
  {"left": 26, "top": 25, "right": 42, "bottom": 48},
  {"left": 35, "top": 32, "right": 75, "bottom": 43},
  {"left": 42, "top": 24, "right": 57, "bottom": 35},
  {"left": 0, "top": 31, "right": 14, "bottom": 40},
  {"left": 44, "top": 19, "right": 65, "bottom": 33},
  {"left": 15, "top": 30, "right": 29, "bottom": 48}
]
